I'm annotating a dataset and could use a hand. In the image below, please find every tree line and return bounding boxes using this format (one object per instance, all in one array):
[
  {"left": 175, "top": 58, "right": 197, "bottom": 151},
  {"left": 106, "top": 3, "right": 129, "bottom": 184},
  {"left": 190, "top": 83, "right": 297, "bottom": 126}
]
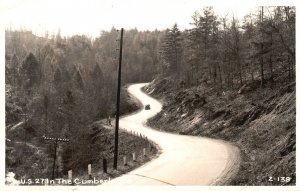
[
  {"left": 5, "top": 5, "right": 295, "bottom": 179},
  {"left": 5, "top": 27, "right": 162, "bottom": 135},
  {"left": 5, "top": 28, "right": 162, "bottom": 179},
  {"left": 159, "top": 6, "right": 295, "bottom": 89},
  {"left": 7, "top": 6, "right": 295, "bottom": 137}
]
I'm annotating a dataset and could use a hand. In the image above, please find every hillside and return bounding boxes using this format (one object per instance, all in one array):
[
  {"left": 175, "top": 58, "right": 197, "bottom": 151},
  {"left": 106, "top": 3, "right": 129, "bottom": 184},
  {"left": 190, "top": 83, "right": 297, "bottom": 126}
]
[
  {"left": 5, "top": 86, "right": 158, "bottom": 185},
  {"left": 5, "top": 5, "right": 295, "bottom": 186},
  {"left": 144, "top": 77, "right": 295, "bottom": 185}
]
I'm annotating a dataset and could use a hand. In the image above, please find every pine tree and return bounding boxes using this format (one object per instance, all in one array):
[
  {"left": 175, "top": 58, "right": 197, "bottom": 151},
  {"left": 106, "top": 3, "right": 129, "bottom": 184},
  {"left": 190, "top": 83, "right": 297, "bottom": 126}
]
[
  {"left": 187, "top": 7, "right": 219, "bottom": 84},
  {"left": 187, "top": 11, "right": 202, "bottom": 85},
  {"left": 74, "top": 69, "right": 84, "bottom": 90},
  {"left": 91, "top": 62, "right": 103, "bottom": 82},
  {"left": 229, "top": 18, "right": 243, "bottom": 86},
  {"left": 242, "top": 14, "right": 256, "bottom": 82},
  {"left": 160, "top": 24, "right": 183, "bottom": 77},
  {"left": 53, "top": 68, "right": 62, "bottom": 86},
  {"left": 21, "top": 53, "right": 40, "bottom": 88},
  {"left": 199, "top": 7, "right": 218, "bottom": 83}
]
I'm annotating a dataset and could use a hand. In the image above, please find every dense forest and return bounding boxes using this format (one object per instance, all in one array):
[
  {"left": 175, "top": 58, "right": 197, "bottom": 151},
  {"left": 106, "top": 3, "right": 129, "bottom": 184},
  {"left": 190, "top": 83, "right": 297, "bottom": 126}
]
[
  {"left": 5, "top": 6, "right": 295, "bottom": 185},
  {"left": 145, "top": 6, "right": 296, "bottom": 185},
  {"left": 5, "top": 27, "right": 162, "bottom": 134},
  {"left": 158, "top": 6, "right": 295, "bottom": 88},
  {"left": 5, "top": 28, "right": 162, "bottom": 180}
]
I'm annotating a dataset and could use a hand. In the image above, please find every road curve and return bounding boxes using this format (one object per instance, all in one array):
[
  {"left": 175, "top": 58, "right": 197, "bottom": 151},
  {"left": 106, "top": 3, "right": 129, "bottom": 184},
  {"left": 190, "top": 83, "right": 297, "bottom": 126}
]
[{"left": 104, "top": 83, "right": 240, "bottom": 185}]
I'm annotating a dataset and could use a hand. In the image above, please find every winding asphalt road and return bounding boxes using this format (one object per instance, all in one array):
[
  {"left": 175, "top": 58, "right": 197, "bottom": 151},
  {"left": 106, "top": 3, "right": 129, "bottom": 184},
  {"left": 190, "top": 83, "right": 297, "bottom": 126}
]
[{"left": 104, "top": 83, "right": 240, "bottom": 185}]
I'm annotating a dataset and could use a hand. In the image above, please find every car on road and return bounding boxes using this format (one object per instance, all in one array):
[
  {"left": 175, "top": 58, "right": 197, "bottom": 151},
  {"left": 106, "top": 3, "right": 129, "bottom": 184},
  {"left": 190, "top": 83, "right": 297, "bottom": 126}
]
[{"left": 145, "top": 104, "right": 150, "bottom": 110}]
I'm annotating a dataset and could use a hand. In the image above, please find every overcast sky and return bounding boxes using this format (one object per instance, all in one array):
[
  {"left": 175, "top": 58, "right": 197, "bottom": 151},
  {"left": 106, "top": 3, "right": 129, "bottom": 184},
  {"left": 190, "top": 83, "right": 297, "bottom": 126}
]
[{"left": 0, "top": 0, "right": 296, "bottom": 37}]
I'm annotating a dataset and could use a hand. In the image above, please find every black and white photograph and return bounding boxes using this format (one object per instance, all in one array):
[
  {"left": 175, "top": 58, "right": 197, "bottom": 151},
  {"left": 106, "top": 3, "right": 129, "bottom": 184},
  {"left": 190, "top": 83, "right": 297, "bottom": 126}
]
[{"left": 1, "top": 0, "right": 297, "bottom": 189}]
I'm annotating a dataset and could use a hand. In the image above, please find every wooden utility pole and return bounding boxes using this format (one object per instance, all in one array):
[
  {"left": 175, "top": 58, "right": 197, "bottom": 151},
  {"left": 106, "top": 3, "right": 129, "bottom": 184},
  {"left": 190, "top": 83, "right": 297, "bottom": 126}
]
[
  {"left": 113, "top": 28, "right": 124, "bottom": 169},
  {"left": 43, "top": 136, "right": 70, "bottom": 180},
  {"left": 260, "top": 6, "right": 264, "bottom": 88},
  {"left": 19, "top": 113, "right": 29, "bottom": 145}
]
